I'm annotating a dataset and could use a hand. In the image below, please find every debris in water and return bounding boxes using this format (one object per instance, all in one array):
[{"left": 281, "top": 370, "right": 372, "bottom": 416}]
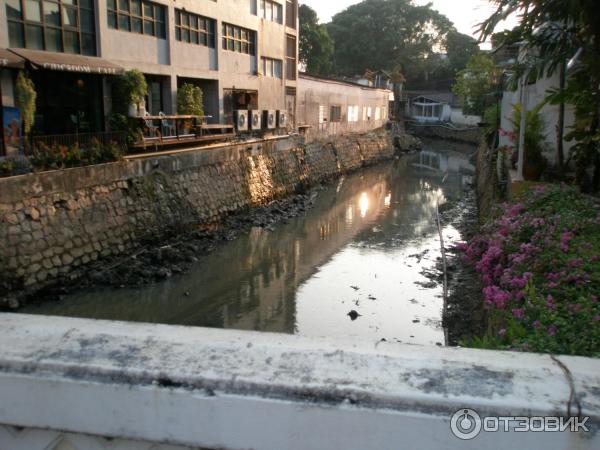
[
  {"left": 354, "top": 299, "right": 360, "bottom": 307},
  {"left": 347, "top": 310, "right": 361, "bottom": 321},
  {"left": 350, "top": 285, "right": 360, "bottom": 291},
  {"left": 368, "top": 295, "right": 377, "bottom": 300},
  {"left": 409, "top": 298, "right": 419, "bottom": 304},
  {"left": 436, "top": 342, "right": 443, "bottom": 346},
  {"left": 412, "top": 319, "right": 421, "bottom": 323},
  {"left": 183, "top": 291, "right": 190, "bottom": 297}
]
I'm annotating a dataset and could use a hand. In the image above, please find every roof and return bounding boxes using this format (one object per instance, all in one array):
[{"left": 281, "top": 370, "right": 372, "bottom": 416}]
[
  {"left": 299, "top": 72, "right": 392, "bottom": 93},
  {"left": 0, "top": 48, "right": 25, "bottom": 69}
]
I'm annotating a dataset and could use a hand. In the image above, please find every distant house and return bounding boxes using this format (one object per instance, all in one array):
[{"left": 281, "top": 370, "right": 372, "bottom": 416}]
[{"left": 402, "top": 91, "right": 455, "bottom": 122}]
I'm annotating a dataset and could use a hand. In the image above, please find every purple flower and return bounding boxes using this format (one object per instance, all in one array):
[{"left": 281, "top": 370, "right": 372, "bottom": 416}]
[
  {"left": 498, "top": 328, "right": 507, "bottom": 337},
  {"left": 533, "top": 320, "right": 542, "bottom": 329},
  {"left": 547, "top": 325, "right": 558, "bottom": 336},
  {"left": 512, "top": 308, "right": 525, "bottom": 319}
]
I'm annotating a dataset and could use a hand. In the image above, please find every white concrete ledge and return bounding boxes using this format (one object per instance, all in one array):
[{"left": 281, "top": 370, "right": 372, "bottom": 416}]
[{"left": 0, "top": 313, "right": 598, "bottom": 449}]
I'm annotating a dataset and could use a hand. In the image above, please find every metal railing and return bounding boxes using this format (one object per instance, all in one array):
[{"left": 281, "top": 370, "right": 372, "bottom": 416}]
[{"left": 29, "top": 131, "right": 127, "bottom": 151}]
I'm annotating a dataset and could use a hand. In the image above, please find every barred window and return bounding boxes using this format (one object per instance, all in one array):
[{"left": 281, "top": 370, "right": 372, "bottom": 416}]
[
  {"left": 6, "top": 0, "right": 96, "bottom": 55},
  {"left": 262, "top": 57, "right": 282, "bottom": 78},
  {"left": 222, "top": 23, "right": 255, "bottom": 55},
  {"left": 107, "top": 0, "right": 166, "bottom": 39},
  {"left": 175, "top": 10, "right": 215, "bottom": 48},
  {"left": 330, "top": 105, "right": 341, "bottom": 122}
]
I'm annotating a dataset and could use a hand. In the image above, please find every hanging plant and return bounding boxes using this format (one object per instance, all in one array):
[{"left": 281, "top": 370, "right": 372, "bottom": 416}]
[{"left": 15, "top": 71, "right": 37, "bottom": 135}]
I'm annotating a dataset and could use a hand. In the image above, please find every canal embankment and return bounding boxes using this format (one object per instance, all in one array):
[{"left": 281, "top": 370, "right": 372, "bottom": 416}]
[{"left": 0, "top": 130, "right": 394, "bottom": 307}]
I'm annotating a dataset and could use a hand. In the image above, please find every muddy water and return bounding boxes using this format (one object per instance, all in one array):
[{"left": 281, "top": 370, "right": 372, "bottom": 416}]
[{"left": 23, "top": 141, "right": 475, "bottom": 346}]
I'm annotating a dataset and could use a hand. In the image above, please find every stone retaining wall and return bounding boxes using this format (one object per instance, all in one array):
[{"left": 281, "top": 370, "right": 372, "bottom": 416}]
[
  {"left": 0, "top": 130, "right": 392, "bottom": 303},
  {"left": 407, "top": 123, "right": 481, "bottom": 145}
]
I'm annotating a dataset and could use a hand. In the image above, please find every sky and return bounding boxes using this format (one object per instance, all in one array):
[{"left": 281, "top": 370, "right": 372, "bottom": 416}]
[{"left": 300, "top": 0, "right": 519, "bottom": 47}]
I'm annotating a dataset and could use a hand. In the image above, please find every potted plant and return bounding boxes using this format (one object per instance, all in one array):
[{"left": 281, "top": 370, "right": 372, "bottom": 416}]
[
  {"left": 113, "top": 69, "right": 148, "bottom": 117},
  {"left": 177, "top": 83, "right": 204, "bottom": 133}
]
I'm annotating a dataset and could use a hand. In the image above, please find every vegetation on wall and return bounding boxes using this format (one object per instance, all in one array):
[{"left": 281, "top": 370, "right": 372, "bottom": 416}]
[
  {"left": 177, "top": 83, "right": 204, "bottom": 116},
  {"left": 14, "top": 72, "right": 37, "bottom": 135},
  {"left": 109, "top": 69, "right": 148, "bottom": 144},
  {"left": 507, "top": 103, "right": 548, "bottom": 180}
]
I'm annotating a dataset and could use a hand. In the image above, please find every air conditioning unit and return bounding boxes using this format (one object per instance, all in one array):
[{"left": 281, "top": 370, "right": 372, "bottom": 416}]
[
  {"left": 277, "top": 110, "right": 287, "bottom": 128},
  {"left": 250, "top": 110, "right": 262, "bottom": 130},
  {"left": 263, "top": 110, "right": 276, "bottom": 129},
  {"left": 235, "top": 110, "right": 248, "bottom": 132}
]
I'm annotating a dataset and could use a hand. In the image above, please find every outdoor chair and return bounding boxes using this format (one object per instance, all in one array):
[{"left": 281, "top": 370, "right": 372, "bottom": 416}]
[
  {"left": 143, "top": 112, "right": 160, "bottom": 138},
  {"left": 159, "top": 112, "right": 176, "bottom": 137}
]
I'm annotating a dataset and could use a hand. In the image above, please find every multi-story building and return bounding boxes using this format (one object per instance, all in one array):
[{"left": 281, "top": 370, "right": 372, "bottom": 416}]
[{"left": 0, "top": 0, "right": 298, "bottom": 137}]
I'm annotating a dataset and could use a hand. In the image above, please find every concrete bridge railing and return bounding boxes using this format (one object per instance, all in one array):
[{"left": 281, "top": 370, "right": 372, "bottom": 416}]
[{"left": 0, "top": 313, "right": 598, "bottom": 450}]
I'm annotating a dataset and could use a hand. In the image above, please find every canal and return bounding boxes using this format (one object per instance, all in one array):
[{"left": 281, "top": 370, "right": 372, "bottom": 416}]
[{"left": 22, "top": 141, "right": 475, "bottom": 346}]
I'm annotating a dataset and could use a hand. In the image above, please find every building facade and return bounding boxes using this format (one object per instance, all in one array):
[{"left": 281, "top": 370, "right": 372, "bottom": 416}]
[
  {"left": 297, "top": 73, "right": 391, "bottom": 141},
  {"left": 0, "top": 0, "right": 298, "bottom": 143}
]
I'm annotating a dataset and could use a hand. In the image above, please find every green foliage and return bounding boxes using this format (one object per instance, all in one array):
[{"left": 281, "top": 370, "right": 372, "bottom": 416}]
[
  {"left": 509, "top": 102, "right": 549, "bottom": 179},
  {"left": 14, "top": 72, "right": 37, "bottom": 135},
  {"left": 462, "top": 184, "right": 600, "bottom": 357},
  {"left": 452, "top": 53, "right": 500, "bottom": 116},
  {"left": 29, "top": 139, "right": 123, "bottom": 172},
  {"left": 111, "top": 69, "right": 148, "bottom": 115},
  {"left": 177, "top": 83, "right": 204, "bottom": 116},
  {"left": 0, "top": 158, "right": 17, "bottom": 177},
  {"left": 445, "top": 30, "right": 480, "bottom": 75},
  {"left": 483, "top": 104, "right": 500, "bottom": 140},
  {"left": 327, "top": 0, "right": 452, "bottom": 77},
  {"left": 299, "top": 4, "right": 334, "bottom": 75},
  {"left": 480, "top": 0, "right": 600, "bottom": 191}
]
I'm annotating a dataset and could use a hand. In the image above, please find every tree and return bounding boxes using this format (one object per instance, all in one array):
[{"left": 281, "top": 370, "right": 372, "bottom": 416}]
[
  {"left": 479, "top": 0, "right": 600, "bottom": 190},
  {"left": 445, "top": 30, "right": 480, "bottom": 75},
  {"left": 452, "top": 53, "right": 500, "bottom": 116},
  {"left": 15, "top": 72, "right": 37, "bottom": 135},
  {"left": 327, "top": 0, "right": 452, "bottom": 76},
  {"left": 177, "top": 83, "right": 204, "bottom": 116},
  {"left": 299, "top": 5, "right": 334, "bottom": 75}
]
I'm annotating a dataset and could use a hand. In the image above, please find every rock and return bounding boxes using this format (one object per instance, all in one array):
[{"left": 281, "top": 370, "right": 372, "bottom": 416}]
[
  {"left": 25, "top": 207, "right": 40, "bottom": 221},
  {"left": 347, "top": 310, "right": 361, "bottom": 321},
  {"left": 393, "top": 134, "right": 422, "bottom": 152}
]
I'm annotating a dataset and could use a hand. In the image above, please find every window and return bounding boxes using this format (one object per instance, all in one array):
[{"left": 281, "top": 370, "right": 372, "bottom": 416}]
[
  {"left": 175, "top": 10, "right": 215, "bottom": 48},
  {"left": 6, "top": 0, "right": 96, "bottom": 55},
  {"left": 330, "top": 105, "right": 341, "bottom": 122},
  {"left": 285, "top": 0, "right": 296, "bottom": 28},
  {"left": 262, "top": 57, "right": 282, "bottom": 78},
  {"left": 285, "top": 34, "right": 296, "bottom": 80},
  {"left": 375, "top": 107, "right": 381, "bottom": 120},
  {"left": 222, "top": 23, "right": 256, "bottom": 55},
  {"left": 258, "top": 0, "right": 282, "bottom": 24},
  {"left": 366, "top": 107, "right": 372, "bottom": 121},
  {"left": 347, "top": 105, "right": 359, "bottom": 122},
  {"left": 318, "top": 105, "right": 326, "bottom": 124},
  {"left": 107, "top": 0, "right": 166, "bottom": 39}
]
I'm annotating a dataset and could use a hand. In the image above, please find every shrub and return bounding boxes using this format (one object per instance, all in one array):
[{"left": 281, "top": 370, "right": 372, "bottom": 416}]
[
  {"left": 0, "top": 158, "right": 16, "bottom": 177},
  {"left": 460, "top": 184, "right": 600, "bottom": 356},
  {"left": 177, "top": 83, "right": 204, "bottom": 116}
]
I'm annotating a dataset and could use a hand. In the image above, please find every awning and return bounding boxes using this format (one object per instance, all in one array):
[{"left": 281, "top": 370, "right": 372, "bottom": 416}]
[
  {"left": 0, "top": 48, "right": 25, "bottom": 69},
  {"left": 8, "top": 48, "right": 124, "bottom": 75}
]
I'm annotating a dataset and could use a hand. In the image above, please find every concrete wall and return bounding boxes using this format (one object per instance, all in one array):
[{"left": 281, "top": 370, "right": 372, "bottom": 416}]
[
  {"left": 0, "top": 130, "right": 392, "bottom": 304},
  {"left": 0, "top": 313, "right": 598, "bottom": 450},
  {"left": 500, "top": 73, "right": 576, "bottom": 166},
  {"left": 407, "top": 123, "right": 481, "bottom": 145},
  {"left": 297, "top": 74, "right": 391, "bottom": 141},
  {"left": 450, "top": 108, "right": 482, "bottom": 127},
  {"left": 1, "top": 0, "right": 298, "bottom": 123}
]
